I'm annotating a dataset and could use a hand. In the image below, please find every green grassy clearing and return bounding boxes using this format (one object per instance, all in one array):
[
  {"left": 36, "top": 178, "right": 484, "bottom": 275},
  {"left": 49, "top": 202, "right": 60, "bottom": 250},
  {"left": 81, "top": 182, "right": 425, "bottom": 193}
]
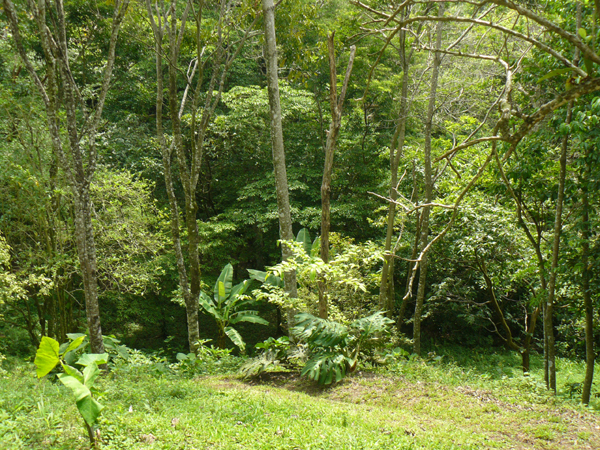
[{"left": 0, "top": 349, "right": 599, "bottom": 449}]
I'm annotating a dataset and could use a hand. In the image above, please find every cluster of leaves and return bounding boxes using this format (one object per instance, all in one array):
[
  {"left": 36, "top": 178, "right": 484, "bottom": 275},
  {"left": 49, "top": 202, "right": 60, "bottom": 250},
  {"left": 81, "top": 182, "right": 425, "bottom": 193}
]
[
  {"left": 251, "top": 229, "right": 383, "bottom": 321},
  {"left": 172, "top": 340, "right": 242, "bottom": 375},
  {"left": 242, "top": 312, "right": 393, "bottom": 385},
  {"left": 293, "top": 312, "right": 393, "bottom": 385},
  {"left": 199, "top": 263, "right": 268, "bottom": 352},
  {"left": 239, "top": 336, "right": 292, "bottom": 378}
]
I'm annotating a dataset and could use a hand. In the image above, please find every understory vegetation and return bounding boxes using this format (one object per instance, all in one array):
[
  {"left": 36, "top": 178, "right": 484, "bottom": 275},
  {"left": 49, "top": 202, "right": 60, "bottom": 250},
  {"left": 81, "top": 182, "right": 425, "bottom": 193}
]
[
  {"left": 2, "top": 0, "right": 600, "bottom": 447},
  {"left": 1, "top": 347, "right": 599, "bottom": 449}
]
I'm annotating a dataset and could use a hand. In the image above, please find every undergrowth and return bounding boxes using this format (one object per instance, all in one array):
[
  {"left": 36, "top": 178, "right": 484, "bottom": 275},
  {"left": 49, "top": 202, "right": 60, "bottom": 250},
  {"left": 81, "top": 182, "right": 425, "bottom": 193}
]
[{"left": 0, "top": 346, "right": 598, "bottom": 449}]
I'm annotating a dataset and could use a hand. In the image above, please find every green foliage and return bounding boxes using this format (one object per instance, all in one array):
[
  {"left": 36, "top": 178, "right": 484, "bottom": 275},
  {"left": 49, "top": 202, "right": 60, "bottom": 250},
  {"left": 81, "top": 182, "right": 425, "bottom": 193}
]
[
  {"left": 253, "top": 230, "right": 383, "bottom": 321},
  {"left": 33, "top": 335, "right": 108, "bottom": 446},
  {"left": 3, "top": 346, "right": 600, "bottom": 448},
  {"left": 199, "top": 263, "right": 269, "bottom": 351},
  {"left": 292, "top": 311, "right": 393, "bottom": 385},
  {"left": 239, "top": 337, "right": 291, "bottom": 378},
  {"left": 172, "top": 340, "right": 242, "bottom": 375}
]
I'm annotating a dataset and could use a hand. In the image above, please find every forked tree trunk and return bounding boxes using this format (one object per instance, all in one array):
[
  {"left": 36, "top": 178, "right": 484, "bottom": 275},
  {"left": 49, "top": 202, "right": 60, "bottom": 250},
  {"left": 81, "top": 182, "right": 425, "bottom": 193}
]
[
  {"left": 146, "top": 0, "right": 200, "bottom": 353},
  {"left": 319, "top": 32, "right": 355, "bottom": 319},
  {"left": 146, "top": 0, "right": 257, "bottom": 352},
  {"left": 380, "top": 6, "right": 413, "bottom": 316}
]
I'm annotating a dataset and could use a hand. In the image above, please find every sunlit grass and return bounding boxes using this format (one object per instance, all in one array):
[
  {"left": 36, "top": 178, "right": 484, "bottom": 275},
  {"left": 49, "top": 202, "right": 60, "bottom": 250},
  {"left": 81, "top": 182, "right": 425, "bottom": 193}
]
[{"left": 0, "top": 348, "right": 599, "bottom": 449}]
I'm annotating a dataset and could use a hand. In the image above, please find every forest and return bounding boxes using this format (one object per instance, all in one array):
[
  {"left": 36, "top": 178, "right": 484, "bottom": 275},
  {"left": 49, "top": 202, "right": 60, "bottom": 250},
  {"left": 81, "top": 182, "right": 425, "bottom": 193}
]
[{"left": 1, "top": 0, "right": 600, "bottom": 448}]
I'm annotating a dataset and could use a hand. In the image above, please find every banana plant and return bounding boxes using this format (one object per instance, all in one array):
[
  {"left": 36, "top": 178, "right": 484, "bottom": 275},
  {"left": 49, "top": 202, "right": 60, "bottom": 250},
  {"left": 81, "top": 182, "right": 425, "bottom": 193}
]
[
  {"left": 199, "top": 263, "right": 269, "bottom": 351},
  {"left": 34, "top": 335, "right": 108, "bottom": 448}
]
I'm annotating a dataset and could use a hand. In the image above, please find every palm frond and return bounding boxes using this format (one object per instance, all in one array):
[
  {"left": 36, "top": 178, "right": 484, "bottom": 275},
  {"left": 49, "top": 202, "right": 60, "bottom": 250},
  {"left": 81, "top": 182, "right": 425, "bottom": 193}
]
[{"left": 292, "top": 313, "right": 349, "bottom": 348}]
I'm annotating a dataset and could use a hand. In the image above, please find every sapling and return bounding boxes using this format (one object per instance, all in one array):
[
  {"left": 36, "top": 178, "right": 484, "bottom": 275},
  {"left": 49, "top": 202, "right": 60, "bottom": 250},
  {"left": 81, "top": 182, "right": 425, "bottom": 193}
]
[{"left": 34, "top": 335, "right": 108, "bottom": 447}]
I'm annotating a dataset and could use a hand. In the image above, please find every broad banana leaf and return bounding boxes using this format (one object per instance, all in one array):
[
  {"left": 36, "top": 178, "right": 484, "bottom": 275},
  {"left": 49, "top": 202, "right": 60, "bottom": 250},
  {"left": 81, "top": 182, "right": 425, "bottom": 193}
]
[
  {"left": 224, "top": 327, "right": 245, "bottom": 351},
  {"left": 229, "top": 310, "right": 269, "bottom": 325},
  {"left": 296, "top": 228, "right": 312, "bottom": 255},
  {"left": 214, "top": 263, "right": 234, "bottom": 304}
]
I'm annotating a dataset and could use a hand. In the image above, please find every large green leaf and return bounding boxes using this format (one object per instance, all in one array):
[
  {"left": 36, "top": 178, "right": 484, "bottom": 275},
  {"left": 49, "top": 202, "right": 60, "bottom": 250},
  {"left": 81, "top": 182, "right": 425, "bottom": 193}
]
[
  {"left": 229, "top": 311, "right": 269, "bottom": 325},
  {"left": 83, "top": 363, "right": 100, "bottom": 388},
  {"left": 34, "top": 336, "right": 60, "bottom": 378},
  {"left": 311, "top": 236, "right": 321, "bottom": 258},
  {"left": 248, "top": 269, "right": 284, "bottom": 288},
  {"left": 57, "top": 373, "right": 91, "bottom": 402},
  {"left": 296, "top": 228, "right": 312, "bottom": 255},
  {"left": 224, "top": 327, "right": 245, "bottom": 351},
  {"left": 293, "top": 313, "right": 348, "bottom": 348},
  {"left": 77, "top": 353, "right": 109, "bottom": 367},
  {"left": 61, "top": 363, "right": 84, "bottom": 384},
  {"left": 199, "top": 291, "right": 221, "bottom": 320},
  {"left": 61, "top": 335, "right": 86, "bottom": 356},
  {"left": 76, "top": 395, "right": 104, "bottom": 427},
  {"left": 229, "top": 279, "right": 252, "bottom": 301},
  {"left": 66, "top": 333, "right": 86, "bottom": 341},
  {"left": 351, "top": 312, "right": 393, "bottom": 345},
  {"left": 537, "top": 67, "right": 576, "bottom": 83},
  {"left": 247, "top": 269, "right": 267, "bottom": 283},
  {"left": 214, "top": 263, "right": 233, "bottom": 303},
  {"left": 57, "top": 372, "right": 104, "bottom": 425},
  {"left": 301, "top": 352, "right": 351, "bottom": 385}
]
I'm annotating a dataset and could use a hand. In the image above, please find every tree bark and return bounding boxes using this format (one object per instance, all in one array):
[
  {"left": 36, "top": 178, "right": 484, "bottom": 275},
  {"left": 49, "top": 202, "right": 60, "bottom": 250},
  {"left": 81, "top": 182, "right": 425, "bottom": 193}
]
[
  {"left": 146, "top": 0, "right": 256, "bottom": 352},
  {"left": 262, "top": 0, "right": 298, "bottom": 328},
  {"left": 544, "top": 103, "right": 572, "bottom": 393},
  {"left": 413, "top": 5, "right": 444, "bottom": 356},
  {"left": 581, "top": 146, "right": 595, "bottom": 405},
  {"left": 380, "top": 7, "right": 412, "bottom": 315}
]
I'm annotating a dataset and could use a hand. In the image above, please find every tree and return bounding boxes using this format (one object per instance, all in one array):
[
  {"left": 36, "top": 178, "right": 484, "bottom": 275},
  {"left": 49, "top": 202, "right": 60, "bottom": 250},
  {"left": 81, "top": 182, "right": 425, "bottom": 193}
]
[
  {"left": 145, "top": 0, "right": 258, "bottom": 352},
  {"left": 3, "top": 0, "right": 131, "bottom": 353},
  {"left": 319, "top": 32, "right": 356, "bottom": 319},
  {"left": 199, "top": 263, "right": 268, "bottom": 351},
  {"left": 262, "top": 0, "right": 298, "bottom": 329}
]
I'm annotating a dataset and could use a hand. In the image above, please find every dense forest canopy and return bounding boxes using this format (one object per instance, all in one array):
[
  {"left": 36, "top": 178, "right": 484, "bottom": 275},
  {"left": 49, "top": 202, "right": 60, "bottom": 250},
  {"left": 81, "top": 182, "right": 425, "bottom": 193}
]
[{"left": 1, "top": 0, "right": 599, "bottom": 402}]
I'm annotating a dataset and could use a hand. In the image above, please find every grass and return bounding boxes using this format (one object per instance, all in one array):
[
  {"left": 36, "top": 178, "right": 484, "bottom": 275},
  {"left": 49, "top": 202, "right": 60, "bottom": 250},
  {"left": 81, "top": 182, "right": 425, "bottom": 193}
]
[{"left": 0, "top": 348, "right": 599, "bottom": 449}]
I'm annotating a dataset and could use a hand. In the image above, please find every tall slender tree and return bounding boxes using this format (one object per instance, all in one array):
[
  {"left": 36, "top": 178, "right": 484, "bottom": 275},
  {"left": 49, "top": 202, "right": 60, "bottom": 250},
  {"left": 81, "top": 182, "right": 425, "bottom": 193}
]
[
  {"left": 412, "top": 3, "right": 444, "bottom": 356},
  {"left": 318, "top": 32, "right": 356, "bottom": 319},
  {"left": 3, "top": 0, "right": 130, "bottom": 354},
  {"left": 262, "top": 0, "right": 298, "bottom": 327},
  {"left": 145, "top": 0, "right": 258, "bottom": 352}
]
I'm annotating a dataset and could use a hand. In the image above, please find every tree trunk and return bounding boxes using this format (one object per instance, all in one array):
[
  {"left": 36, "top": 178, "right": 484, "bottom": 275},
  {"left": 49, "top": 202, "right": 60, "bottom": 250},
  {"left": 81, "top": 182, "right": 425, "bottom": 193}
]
[
  {"left": 319, "top": 33, "right": 355, "bottom": 319},
  {"left": 380, "top": 7, "right": 412, "bottom": 315},
  {"left": 262, "top": 0, "right": 298, "bottom": 329},
  {"left": 3, "top": 0, "right": 130, "bottom": 354},
  {"left": 581, "top": 146, "right": 595, "bottom": 405},
  {"left": 413, "top": 5, "right": 444, "bottom": 356},
  {"left": 544, "top": 103, "right": 572, "bottom": 393},
  {"left": 146, "top": 0, "right": 255, "bottom": 352}
]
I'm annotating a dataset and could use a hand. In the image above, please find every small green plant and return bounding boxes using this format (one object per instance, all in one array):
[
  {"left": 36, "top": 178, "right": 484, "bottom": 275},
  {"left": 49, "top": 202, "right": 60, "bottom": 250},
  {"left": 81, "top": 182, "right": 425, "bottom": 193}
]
[
  {"left": 239, "top": 336, "right": 291, "bottom": 378},
  {"left": 33, "top": 335, "right": 108, "bottom": 447},
  {"left": 199, "top": 263, "right": 269, "bottom": 351},
  {"left": 293, "top": 311, "right": 393, "bottom": 385},
  {"left": 174, "top": 339, "right": 241, "bottom": 375}
]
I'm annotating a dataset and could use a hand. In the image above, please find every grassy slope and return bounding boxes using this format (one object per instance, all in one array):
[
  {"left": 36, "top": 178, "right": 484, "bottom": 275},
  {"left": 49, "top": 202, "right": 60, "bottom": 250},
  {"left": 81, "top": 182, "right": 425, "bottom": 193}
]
[{"left": 0, "top": 352, "right": 599, "bottom": 450}]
